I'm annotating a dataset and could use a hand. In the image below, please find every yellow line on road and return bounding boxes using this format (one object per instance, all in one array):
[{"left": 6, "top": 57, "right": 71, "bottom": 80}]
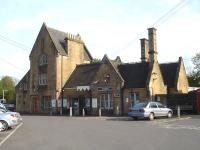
[{"left": 0, "top": 123, "right": 23, "bottom": 147}]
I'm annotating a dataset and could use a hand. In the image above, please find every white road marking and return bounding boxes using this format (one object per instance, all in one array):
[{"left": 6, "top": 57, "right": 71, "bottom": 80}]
[{"left": 0, "top": 123, "right": 23, "bottom": 147}]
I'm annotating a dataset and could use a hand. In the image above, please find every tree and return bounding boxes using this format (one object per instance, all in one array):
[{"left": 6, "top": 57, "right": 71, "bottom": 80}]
[
  {"left": 188, "top": 53, "right": 200, "bottom": 87},
  {"left": 90, "top": 58, "right": 101, "bottom": 64},
  {"left": 0, "top": 76, "right": 16, "bottom": 103}
]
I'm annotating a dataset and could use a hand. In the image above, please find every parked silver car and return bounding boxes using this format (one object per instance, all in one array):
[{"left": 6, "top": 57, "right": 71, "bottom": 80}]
[
  {"left": 0, "top": 104, "right": 22, "bottom": 131},
  {"left": 128, "top": 101, "right": 173, "bottom": 120},
  {"left": 0, "top": 121, "right": 4, "bottom": 131}
]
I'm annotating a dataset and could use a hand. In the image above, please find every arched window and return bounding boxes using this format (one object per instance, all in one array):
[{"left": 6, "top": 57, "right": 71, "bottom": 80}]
[{"left": 39, "top": 54, "right": 48, "bottom": 65}]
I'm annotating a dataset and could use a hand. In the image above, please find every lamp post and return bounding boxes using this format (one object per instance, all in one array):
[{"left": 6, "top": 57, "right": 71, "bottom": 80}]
[
  {"left": 61, "top": 89, "right": 64, "bottom": 115},
  {"left": 2, "top": 90, "right": 8, "bottom": 103}
]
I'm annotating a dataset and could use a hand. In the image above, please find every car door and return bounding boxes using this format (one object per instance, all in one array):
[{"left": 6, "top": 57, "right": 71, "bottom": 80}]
[
  {"left": 157, "top": 102, "right": 168, "bottom": 116},
  {"left": 149, "top": 102, "right": 160, "bottom": 117}
]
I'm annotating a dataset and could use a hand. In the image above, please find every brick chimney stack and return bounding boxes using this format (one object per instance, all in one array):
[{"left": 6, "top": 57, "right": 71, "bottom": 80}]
[
  {"left": 148, "top": 27, "right": 158, "bottom": 62},
  {"left": 140, "top": 38, "right": 149, "bottom": 62}
]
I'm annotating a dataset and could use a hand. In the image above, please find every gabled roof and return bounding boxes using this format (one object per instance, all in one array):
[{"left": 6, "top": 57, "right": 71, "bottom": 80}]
[
  {"left": 118, "top": 62, "right": 150, "bottom": 88},
  {"left": 15, "top": 70, "right": 30, "bottom": 88},
  {"left": 64, "top": 63, "right": 101, "bottom": 88},
  {"left": 31, "top": 23, "right": 92, "bottom": 60},
  {"left": 160, "top": 62, "right": 179, "bottom": 88},
  {"left": 102, "top": 55, "right": 124, "bottom": 82}
]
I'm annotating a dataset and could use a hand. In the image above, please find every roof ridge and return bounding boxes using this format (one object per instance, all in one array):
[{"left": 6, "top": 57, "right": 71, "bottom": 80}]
[
  {"left": 160, "top": 62, "right": 178, "bottom": 65},
  {"left": 77, "top": 63, "right": 101, "bottom": 67},
  {"left": 119, "top": 62, "right": 149, "bottom": 66}
]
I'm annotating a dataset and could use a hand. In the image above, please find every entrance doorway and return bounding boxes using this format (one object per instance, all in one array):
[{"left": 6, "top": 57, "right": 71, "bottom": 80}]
[
  {"left": 32, "top": 96, "right": 39, "bottom": 113},
  {"left": 72, "top": 98, "right": 79, "bottom": 115},
  {"left": 72, "top": 97, "right": 86, "bottom": 116}
]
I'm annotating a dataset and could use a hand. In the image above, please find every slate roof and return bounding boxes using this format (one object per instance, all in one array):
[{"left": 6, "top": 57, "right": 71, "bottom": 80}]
[
  {"left": 47, "top": 27, "right": 69, "bottom": 56},
  {"left": 160, "top": 62, "right": 179, "bottom": 88},
  {"left": 118, "top": 62, "right": 150, "bottom": 88},
  {"left": 46, "top": 25, "right": 92, "bottom": 59},
  {"left": 64, "top": 63, "right": 101, "bottom": 88}
]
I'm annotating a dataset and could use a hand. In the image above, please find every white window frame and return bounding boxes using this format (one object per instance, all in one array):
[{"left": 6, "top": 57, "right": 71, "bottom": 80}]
[
  {"left": 39, "top": 54, "right": 48, "bottom": 66},
  {"left": 100, "top": 93, "right": 113, "bottom": 109},
  {"left": 129, "top": 92, "right": 140, "bottom": 108},
  {"left": 38, "top": 74, "right": 47, "bottom": 85}
]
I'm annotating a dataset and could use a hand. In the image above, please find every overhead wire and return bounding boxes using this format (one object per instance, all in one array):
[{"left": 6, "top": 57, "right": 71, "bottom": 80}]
[{"left": 0, "top": 56, "right": 27, "bottom": 72}]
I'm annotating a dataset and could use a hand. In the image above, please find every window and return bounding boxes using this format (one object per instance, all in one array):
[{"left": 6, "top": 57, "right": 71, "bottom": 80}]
[
  {"left": 39, "top": 54, "right": 48, "bottom": 66},
  {"left": 150, "top": 103, "right": 158, "bottom": 108},
  {"left": 23, "top": 83, "right": 28, "bottom": 90},
  {"left": 157, "top": 103, "right": 165, "bottom": 108},
  {"left": 129, "top": 92, "right": 140, "bottom": 108},
  {"left": 100, "top": 93, "right": 113, "bottom": 109},
  {"left": 38, "top": 74, "right": 47, "bottom": 85},
  {"left": 41, "top": 96, "right": 51, "bottom": 110}
]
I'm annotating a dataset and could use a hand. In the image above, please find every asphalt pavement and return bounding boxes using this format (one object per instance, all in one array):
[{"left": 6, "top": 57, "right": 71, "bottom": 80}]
[{"left": 0, "top": 115, "right": 200, "bottom": 150}]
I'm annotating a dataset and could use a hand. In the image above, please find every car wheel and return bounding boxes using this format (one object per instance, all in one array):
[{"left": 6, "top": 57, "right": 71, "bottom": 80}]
[
  {"left": 149, "top": 113, "right": 154, "bottom": 121},
  {"left": 167, "top": 112, "right": 172, "bottom": 118},
  {"left": 0, "top": 121, "right": 9, "bottom": 131}
]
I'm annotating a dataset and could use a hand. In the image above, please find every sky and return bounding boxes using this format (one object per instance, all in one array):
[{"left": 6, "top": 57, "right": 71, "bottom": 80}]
[{"left": 0, "top": 0, "right": 200, "bottom": 80}]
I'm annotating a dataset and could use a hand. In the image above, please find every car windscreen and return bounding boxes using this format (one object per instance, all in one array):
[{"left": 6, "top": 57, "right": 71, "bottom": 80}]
[{"left": 133, "top": 103, "right": 148, "bottom": 108}]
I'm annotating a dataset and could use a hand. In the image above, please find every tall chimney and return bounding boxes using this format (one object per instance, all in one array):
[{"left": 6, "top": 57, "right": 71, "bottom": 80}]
[
  {"left": 140, "top": 38, "right": 149, "bottom": 62},
  {"left": 148, "top": 27, "right": 158, "bottom": 62}
]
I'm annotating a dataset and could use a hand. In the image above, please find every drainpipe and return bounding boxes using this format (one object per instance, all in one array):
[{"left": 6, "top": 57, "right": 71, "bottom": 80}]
[
  {"left": 61, "top": 55, "right": 63, "bottom": 115},
  {"left": 120, "top": 87, "right": 124, "bottom": 116}
]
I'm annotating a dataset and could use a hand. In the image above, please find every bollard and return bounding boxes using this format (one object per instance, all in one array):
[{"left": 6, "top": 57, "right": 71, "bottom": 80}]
[
  {"left": 177, "top": 105, "right": 180, "bottom": 118},
  {"left": 50, "top": 110, "right": 52, "bottom": 116},
  {"left": 70, "top": 107, "right": 72, "bottom": 117},
  {"left": 116, "top": 106, "right": 119, "bottom": 116},
  {"left": 82, "top": 108, "right": 85, "bottom": 117},
  {"left": 99, "top": 108, "right": 101, "bottom": 117}
]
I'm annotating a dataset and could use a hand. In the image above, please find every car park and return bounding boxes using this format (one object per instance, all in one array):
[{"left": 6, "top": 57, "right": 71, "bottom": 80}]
[{"left": 128, "top": 101, "right": 173, "bottom": 120}]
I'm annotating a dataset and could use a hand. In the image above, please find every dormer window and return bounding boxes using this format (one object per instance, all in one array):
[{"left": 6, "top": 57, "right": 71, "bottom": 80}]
[{"left": 39, "top": 54, "right": 48, "bottom": 66}]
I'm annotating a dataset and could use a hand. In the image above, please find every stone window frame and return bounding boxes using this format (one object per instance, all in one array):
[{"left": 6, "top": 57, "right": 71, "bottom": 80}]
[{"left": 39, "top": 53, "right": 48, "bottom": 66}]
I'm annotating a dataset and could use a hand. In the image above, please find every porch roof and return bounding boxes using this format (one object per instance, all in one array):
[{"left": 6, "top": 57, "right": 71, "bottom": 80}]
[{"left": 64, "top": 63, "right": 101, "bottom": 88}]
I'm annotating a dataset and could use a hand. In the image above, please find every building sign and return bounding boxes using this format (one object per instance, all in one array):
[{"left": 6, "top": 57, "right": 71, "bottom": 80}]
[
  {"left": 58, "top": 99, "right": 69, "bottom": 108},
  {"left": 51, "top": 99, "right": 56, "bottom": 108},
  {"left": 63, "top": 99, "right": 68, "bottom": 108},
  {"left": 92, "top": 98, "right": 97, "bottom": 108},
  {"left": 57, "top": 100, "right": 61, "bottom": 107}
]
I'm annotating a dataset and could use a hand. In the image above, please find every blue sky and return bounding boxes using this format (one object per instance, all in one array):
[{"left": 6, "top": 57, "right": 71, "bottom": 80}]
[{"left": 0, "top": 0, "right": 200, "bottom": 79}]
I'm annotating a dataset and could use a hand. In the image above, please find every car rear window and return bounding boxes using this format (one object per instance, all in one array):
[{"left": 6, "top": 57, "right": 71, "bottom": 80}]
[{"left": 133, "top": 103, "right": 147, "bottom": 108}]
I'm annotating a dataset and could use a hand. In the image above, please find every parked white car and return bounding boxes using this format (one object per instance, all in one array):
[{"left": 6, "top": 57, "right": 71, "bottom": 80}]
[{"left": 128, "top": 101, "right": 173, "bottom": 120}]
